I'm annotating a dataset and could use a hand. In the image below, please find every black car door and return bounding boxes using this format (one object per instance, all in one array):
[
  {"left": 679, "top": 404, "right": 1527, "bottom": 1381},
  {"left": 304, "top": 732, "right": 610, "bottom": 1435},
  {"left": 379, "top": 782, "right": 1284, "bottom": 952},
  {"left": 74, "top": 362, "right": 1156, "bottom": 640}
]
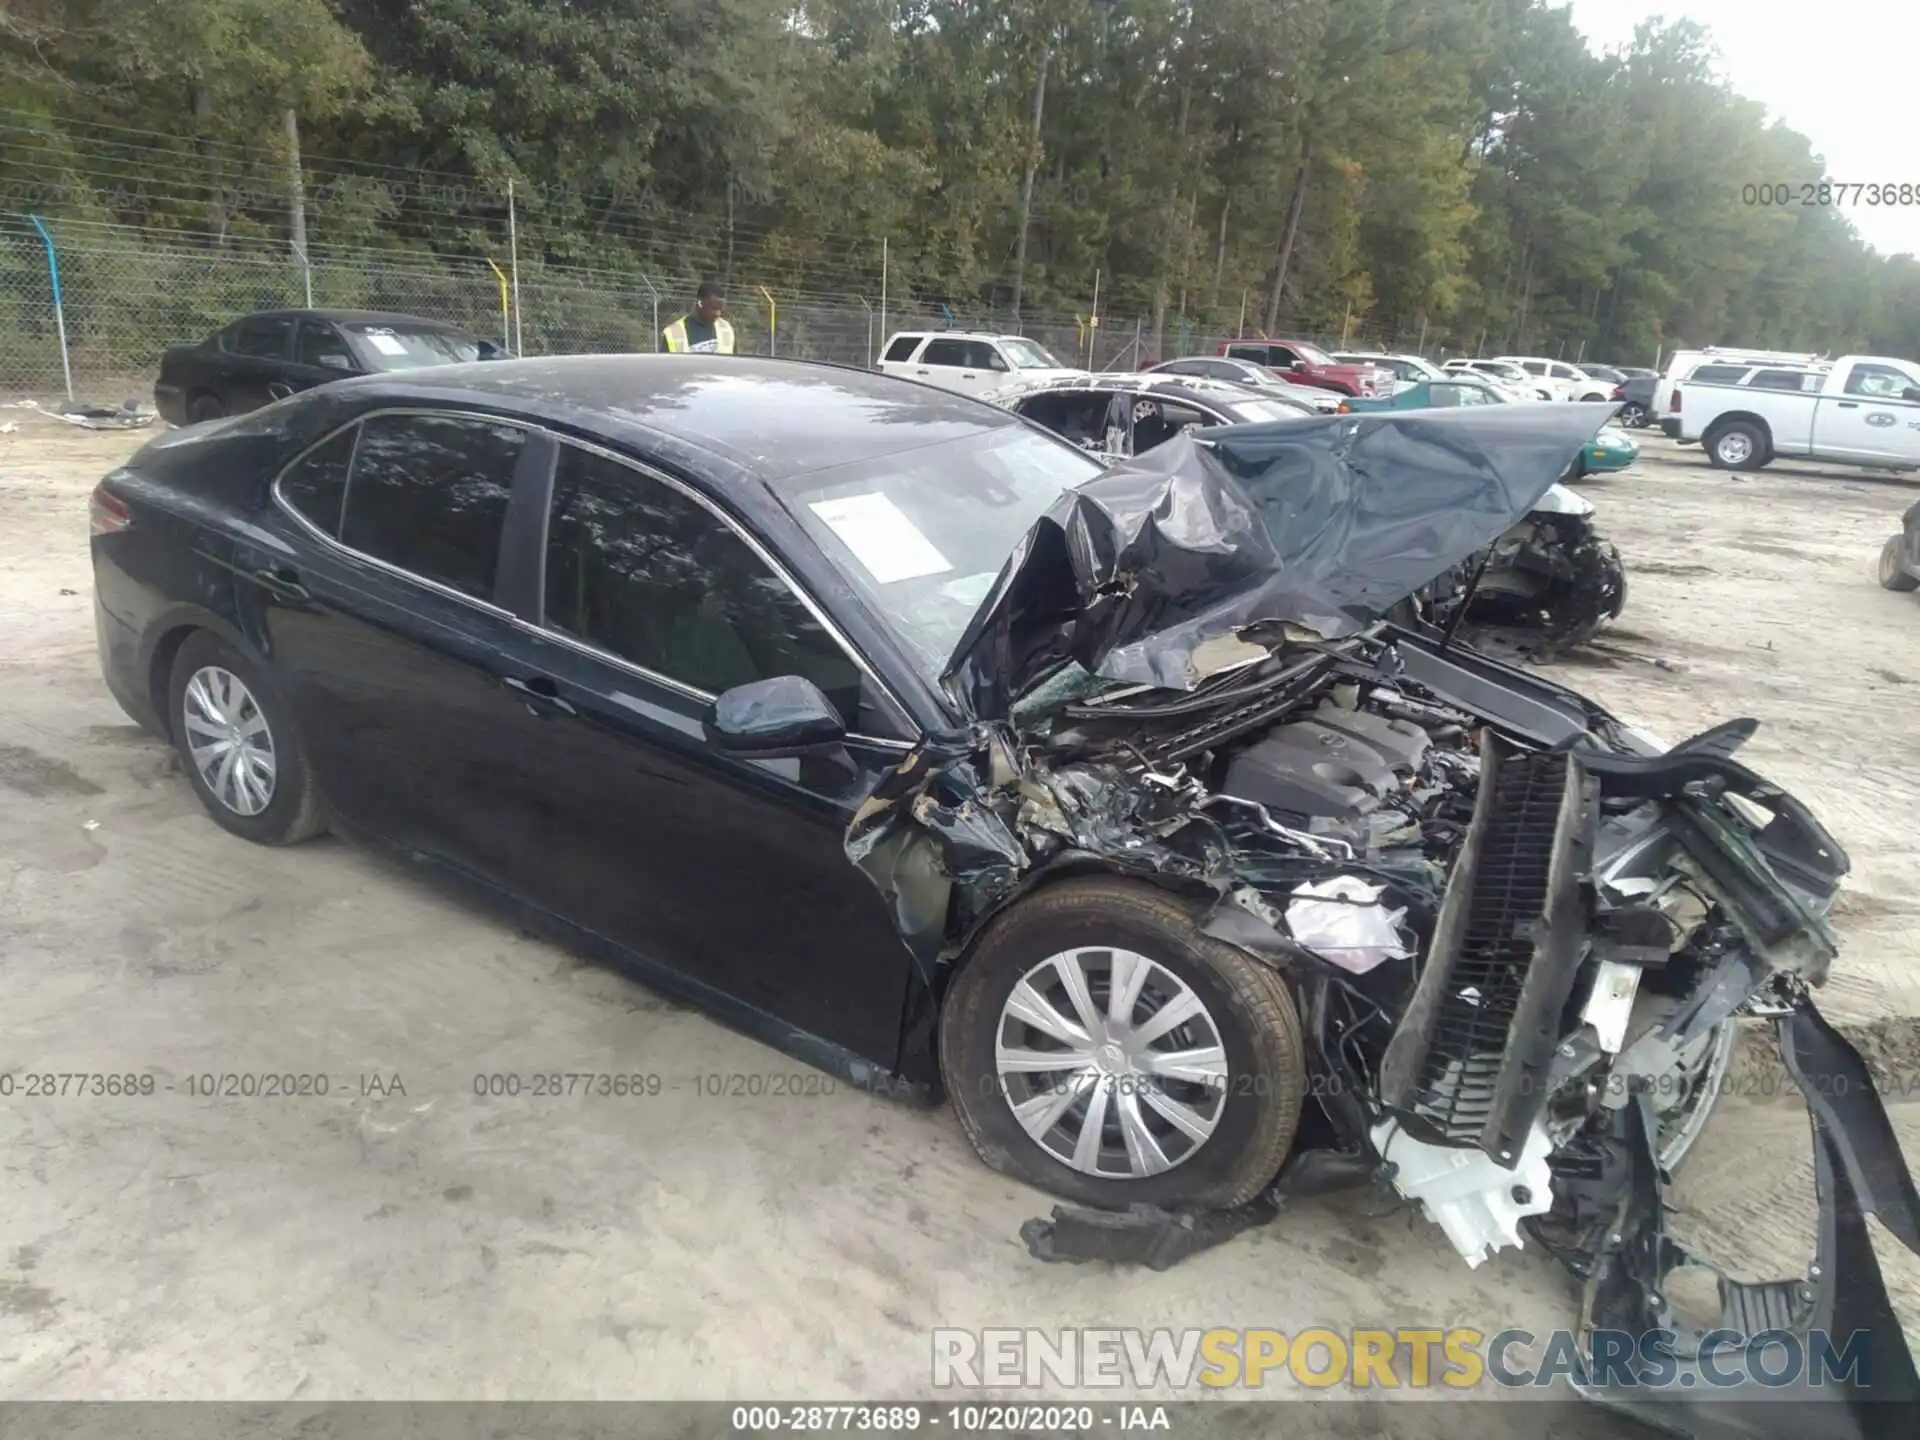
[
  {"left": 224, "top": 315, "right": 299, "bottom": 413},
  {"left": 477, "top": 439, "right": 920, "bottom": 1071},
  {"left": 235, "top": 409, "right": 556, "bottom": 870}
]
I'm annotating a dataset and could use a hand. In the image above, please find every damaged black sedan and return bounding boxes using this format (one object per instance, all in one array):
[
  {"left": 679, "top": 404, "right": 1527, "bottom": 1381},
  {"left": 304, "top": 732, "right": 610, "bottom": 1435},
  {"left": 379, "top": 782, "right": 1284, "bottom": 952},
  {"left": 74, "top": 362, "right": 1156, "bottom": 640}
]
[{"left": 93, "top": 358, "right": 1917, "bottom": 1431}]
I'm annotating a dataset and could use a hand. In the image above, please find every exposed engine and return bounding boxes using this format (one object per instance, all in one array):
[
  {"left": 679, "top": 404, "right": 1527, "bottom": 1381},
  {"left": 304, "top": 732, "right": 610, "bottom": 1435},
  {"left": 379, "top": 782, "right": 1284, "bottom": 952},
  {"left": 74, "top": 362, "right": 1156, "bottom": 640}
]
[{"left": 1008, "top": 630, "right": 1842, "bottom": 1273}]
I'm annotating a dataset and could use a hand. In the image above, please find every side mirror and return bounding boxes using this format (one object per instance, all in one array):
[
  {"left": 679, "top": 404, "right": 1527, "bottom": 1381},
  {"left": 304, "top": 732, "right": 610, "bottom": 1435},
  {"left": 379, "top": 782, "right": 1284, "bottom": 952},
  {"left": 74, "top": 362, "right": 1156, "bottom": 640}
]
[
  {"left": 704, "top": 675, "right": 845, "bottom": 756},
  {"left": 318, "top": 353, "right": 354, "bottom": 372},
  {"left": 476, "top": 340, "right": 509, "bottom": 361}
]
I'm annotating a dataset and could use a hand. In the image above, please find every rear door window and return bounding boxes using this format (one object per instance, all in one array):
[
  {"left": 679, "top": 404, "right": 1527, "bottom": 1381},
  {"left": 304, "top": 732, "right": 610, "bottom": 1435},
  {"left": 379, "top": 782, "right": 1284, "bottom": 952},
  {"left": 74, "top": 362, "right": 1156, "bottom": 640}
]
[
  {"left": 1226, "top": 344, "right": 1275, "bottom": 366},
  {"left": 920, "top": 338, "right": 970, "bottom": 367},
  {"left": 338, "top": 413, "right": 526, "bottom": 600},
  {"left": 277, "top": 428, "right": 358, "bottom": 536},
  {"left": 542, "top": 445, "right": 879, "bottom": 733},
  {"left": 1687, "top": 365, "right": 1749, "bottom": 384},
  {"left": 883, "top": 335, "right": 922, "bottom": 363},
  {"left": 232, "top": 316, "right": 294, "bottom": 359}
]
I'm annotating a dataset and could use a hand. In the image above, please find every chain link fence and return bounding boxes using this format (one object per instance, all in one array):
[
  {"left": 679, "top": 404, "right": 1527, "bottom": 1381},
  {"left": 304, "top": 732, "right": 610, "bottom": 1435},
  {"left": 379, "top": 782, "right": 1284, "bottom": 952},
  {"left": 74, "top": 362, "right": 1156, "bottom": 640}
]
[{"left": 1, "top": 215, "right": 1445, "bottom": 403}]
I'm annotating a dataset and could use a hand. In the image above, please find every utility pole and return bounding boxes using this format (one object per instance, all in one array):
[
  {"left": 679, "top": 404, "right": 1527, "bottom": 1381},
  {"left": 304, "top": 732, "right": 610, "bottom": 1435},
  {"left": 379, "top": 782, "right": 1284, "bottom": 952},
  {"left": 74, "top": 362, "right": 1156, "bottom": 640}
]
[
  {"left": 1009, "top": 41, "right": 1053, "bottom": 329},
  {"left": 1264, "top": 140, "right": 1312, "bottom": 335},
  {"left": 285, "top": 109, "right": 312, "bottom": 307}
]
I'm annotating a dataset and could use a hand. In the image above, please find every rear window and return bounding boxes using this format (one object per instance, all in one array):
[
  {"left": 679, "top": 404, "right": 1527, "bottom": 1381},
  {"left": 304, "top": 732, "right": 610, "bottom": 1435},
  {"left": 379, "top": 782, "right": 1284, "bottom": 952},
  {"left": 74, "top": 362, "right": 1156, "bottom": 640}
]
[
  {"left": 883, "top": 335, "right": 922, "bottom": 363},
  {"left": 345, "top": 324, "right": 481, "bottom": 372}
]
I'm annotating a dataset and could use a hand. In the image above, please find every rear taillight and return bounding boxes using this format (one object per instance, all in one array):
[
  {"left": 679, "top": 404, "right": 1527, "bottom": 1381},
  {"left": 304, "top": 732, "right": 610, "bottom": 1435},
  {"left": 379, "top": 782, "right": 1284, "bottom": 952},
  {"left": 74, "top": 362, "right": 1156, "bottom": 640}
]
[
  {"left": 1610, "top": 385, "right": 1625, "bottom": 400},
  {"left": 1669, "top": 391, "right": 1682, "bottom": 412},
  {"left": 89, "top": 483, "right": 131, "bottom": 536},
  {"left": 1337, "top": 402, "right": 1352, "bottom": 413}
]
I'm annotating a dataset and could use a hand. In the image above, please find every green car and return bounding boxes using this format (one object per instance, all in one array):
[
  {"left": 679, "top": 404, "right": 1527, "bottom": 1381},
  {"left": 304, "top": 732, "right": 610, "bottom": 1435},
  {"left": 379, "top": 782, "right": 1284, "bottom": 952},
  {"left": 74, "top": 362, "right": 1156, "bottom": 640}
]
[{"left": 1339, "top": 375, "right": 1639, "bottom": 476}]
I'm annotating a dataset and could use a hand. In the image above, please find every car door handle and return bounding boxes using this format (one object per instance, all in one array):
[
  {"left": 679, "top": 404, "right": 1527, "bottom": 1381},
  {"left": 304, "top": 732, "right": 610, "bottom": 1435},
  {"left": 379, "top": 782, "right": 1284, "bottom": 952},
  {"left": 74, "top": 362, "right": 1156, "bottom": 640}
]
[
  {"left": 502, "top": 673, "right": 576, "bottom": 718},
  {"left": 1836, "top": 401, "right": 1859, "bottom": 408},
  {"left": 248, "top": 566, "right": 310, "bottom": 603},
  {"left": 916, "top": 368, "right": 930, "bottom": 375}
]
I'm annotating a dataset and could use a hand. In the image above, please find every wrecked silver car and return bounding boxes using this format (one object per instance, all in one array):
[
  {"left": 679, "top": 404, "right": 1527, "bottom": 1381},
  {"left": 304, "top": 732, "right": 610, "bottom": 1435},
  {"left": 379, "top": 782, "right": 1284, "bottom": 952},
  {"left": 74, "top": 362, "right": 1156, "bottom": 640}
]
[
  {"left": 991, "top": 371, "right": 1628, "bottom": 659},
  {"left": 847, "top": 403, "right": 1918, "bottom": 1430}
]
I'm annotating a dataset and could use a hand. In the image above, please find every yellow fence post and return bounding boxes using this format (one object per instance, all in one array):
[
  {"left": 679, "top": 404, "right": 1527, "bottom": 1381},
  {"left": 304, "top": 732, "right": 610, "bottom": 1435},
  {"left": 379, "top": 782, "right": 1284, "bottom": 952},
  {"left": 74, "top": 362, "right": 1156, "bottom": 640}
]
[
  {"left": 484, "top": 258, "right": 511, "bottom": 352},
  {"left": 758, "top": 285, "right": 776, "bottom": 357}
]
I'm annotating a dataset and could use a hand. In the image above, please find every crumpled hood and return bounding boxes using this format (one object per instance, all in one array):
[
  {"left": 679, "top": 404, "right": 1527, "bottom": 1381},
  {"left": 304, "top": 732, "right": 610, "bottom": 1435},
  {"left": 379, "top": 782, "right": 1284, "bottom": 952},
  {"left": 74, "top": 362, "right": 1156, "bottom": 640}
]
[{"left": 941, "top": 404, "right": 1611, "bottom": 720}]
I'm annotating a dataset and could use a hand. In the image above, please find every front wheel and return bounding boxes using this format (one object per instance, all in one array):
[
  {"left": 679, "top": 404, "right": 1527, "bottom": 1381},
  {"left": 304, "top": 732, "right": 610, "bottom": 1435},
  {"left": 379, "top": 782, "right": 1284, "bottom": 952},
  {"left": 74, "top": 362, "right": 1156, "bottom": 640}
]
[
  {"left": 186, "top": 391, "right": 225, "bottom": 424},
  {"left": 940, "top": 877, "right": 1306, "bottom": 1211},
  {"left": 1706, "top": 421, "right": 1767, "bottom": 471},
  {"left": 1880, "top": 535, "right": 1920, "bottom": 592},
  {"left": 1654, "top": 1023, "right": 1736, "bottom": 1173}
]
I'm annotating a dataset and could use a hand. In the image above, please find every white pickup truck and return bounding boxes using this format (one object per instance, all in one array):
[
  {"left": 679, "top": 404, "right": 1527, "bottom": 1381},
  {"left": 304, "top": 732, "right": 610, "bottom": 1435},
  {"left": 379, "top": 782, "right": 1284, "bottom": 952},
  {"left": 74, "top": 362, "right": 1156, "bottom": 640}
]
[{"left": 1677, "top": 354, "right": 1920, "bottom": 472}]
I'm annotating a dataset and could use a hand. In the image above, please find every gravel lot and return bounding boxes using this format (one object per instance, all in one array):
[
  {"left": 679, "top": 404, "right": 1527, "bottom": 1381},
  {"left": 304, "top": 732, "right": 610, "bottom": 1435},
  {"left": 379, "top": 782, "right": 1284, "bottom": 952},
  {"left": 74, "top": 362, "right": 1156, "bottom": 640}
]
[{"left": 2, "top": 410, "right": 1916, "bottom": 1406}]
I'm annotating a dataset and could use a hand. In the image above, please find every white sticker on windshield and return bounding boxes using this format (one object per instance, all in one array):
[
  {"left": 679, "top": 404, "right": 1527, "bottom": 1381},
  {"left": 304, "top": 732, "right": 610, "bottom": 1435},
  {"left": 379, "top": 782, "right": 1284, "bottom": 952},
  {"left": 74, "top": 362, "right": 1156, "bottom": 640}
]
[
  {"left": 365, "top": 333, "right": 407, "bottom": 356},
  {"left": 807, "top": 493, "right": 952, "bottom": 583}
]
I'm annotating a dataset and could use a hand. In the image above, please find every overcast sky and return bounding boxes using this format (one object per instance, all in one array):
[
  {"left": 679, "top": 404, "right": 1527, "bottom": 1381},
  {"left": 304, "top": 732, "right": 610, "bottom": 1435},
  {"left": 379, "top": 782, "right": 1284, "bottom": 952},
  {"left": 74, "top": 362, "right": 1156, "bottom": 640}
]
[{"left": 1561, "top": 0, "right": 1920, "bottom": 258}]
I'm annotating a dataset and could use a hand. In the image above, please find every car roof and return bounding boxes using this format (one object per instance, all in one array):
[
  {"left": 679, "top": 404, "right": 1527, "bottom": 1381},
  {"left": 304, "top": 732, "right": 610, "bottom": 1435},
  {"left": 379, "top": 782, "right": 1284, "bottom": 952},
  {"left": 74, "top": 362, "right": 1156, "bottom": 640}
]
[
  {"left": 890, "top": 330, "right": 1038, "bottom": 344},
  {"left": 235, "top": 308, "right": 471, "bottom": 331},
  {"left": 329, "top": 354, "right": 1021, "bottom": 484}
]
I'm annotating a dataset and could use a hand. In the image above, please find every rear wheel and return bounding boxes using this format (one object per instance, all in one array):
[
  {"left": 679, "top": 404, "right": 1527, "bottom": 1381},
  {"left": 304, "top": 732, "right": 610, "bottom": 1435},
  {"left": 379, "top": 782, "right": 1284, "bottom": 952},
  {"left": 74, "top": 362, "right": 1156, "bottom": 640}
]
[
  {"left": 1880, "top": 535, "right": 1920, "bottom": 592},
  {"left": 1618, "top": 402, "right": 1649, "bottom": 428},
  {"left": 941, "top": 877, "right": 1305, "bottom": 1211},
  {"left": 186, "top": 391, "right": 225, "bottom": 424},
  {"left": 1706, "top": 421, "right": 1766, "bottom": 471},
  {"left": 168, "top": 632, "right": 325, "bottom": 845}
]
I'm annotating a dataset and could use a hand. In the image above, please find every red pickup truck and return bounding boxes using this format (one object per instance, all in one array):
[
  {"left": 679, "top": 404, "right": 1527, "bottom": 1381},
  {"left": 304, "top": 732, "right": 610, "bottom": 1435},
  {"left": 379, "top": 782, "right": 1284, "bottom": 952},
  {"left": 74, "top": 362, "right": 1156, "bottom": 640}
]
[{"left": 1216, "top": 339, "right": 1392, "bottom": 397}]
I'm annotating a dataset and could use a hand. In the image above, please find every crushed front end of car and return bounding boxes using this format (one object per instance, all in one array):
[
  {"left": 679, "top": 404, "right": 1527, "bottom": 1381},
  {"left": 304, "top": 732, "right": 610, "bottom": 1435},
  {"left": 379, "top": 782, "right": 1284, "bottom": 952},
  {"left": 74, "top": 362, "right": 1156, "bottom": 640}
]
[{"left": 845, "top": 408, "right": 1918, "bottom": 1436}]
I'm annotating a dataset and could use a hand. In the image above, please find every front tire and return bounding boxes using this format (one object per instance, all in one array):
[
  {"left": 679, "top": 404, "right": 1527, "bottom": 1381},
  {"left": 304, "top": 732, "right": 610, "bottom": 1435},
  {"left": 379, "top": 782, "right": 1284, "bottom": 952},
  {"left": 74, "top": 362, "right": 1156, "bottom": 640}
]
[
  {"left": 940, "top": 877, "right": 1305, "bottom": 1211},
  {"left": 1880, "top": 535, "right": 1920, "bottom": 592},
  {"left": 1706, "top": 421, "right": 1766, "bottom": 471},
  {"left": 168, "top": 632, "right": 325, "bottom": 845},
  {"left": 186, "top": 391, "right": 225, "bottom": 424}
]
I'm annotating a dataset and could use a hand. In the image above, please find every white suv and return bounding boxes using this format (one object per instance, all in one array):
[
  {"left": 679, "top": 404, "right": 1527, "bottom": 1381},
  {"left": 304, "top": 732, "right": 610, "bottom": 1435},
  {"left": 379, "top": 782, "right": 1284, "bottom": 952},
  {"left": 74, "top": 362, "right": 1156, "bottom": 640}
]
[
  {"left": 1492, "top": 356, "right": 1613, "bottom": 402},
  {"left": 877, "top": 331, "right": 1082, "bottom": 396}
]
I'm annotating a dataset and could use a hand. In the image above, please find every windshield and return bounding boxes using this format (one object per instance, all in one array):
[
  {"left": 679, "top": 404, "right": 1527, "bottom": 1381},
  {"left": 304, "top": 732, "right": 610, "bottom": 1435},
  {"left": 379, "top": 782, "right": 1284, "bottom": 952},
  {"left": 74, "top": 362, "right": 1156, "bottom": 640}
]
[
  {"left": 1001, "top": 337, "right": 1066, "bottom": 370},
  {"left": 345, "top": 324, "right": 482, "bottom": 371},
  {"left": 781, "top": 426, "right": 1101, "bottom": 686}
]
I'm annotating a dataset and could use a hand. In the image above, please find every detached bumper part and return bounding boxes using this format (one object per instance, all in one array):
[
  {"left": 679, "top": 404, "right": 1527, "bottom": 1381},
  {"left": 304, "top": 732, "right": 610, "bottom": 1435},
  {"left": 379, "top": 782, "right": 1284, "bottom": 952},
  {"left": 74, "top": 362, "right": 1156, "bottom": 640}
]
[{"left": 1576, "top": 1003, "right": 1920, "bottom": 1439}]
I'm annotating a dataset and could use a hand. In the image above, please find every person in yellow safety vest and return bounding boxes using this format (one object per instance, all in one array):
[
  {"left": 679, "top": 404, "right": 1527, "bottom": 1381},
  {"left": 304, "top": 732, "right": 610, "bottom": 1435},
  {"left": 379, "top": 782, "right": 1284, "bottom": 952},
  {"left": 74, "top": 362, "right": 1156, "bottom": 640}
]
[{"left": 662, "top": 281, "right": 735, "bottom": 354}]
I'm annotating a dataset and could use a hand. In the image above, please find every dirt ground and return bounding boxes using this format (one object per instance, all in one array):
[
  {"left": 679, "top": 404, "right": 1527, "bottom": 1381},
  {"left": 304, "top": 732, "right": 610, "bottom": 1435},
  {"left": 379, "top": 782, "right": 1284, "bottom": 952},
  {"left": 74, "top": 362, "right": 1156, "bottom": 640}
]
[{"left": 1, "top": 410, "right": 1916, "bottom": 1408}]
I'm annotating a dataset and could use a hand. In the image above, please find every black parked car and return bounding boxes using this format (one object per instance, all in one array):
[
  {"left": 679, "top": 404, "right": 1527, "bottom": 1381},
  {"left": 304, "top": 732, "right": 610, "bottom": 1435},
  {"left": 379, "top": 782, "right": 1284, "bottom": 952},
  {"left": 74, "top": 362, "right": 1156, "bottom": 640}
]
[
  {"left": 153, "top": 308, "right": 503, "bottom": 426},
  {"left": 90, "top": 358, "right": 1918, "bottom": 1423}
]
